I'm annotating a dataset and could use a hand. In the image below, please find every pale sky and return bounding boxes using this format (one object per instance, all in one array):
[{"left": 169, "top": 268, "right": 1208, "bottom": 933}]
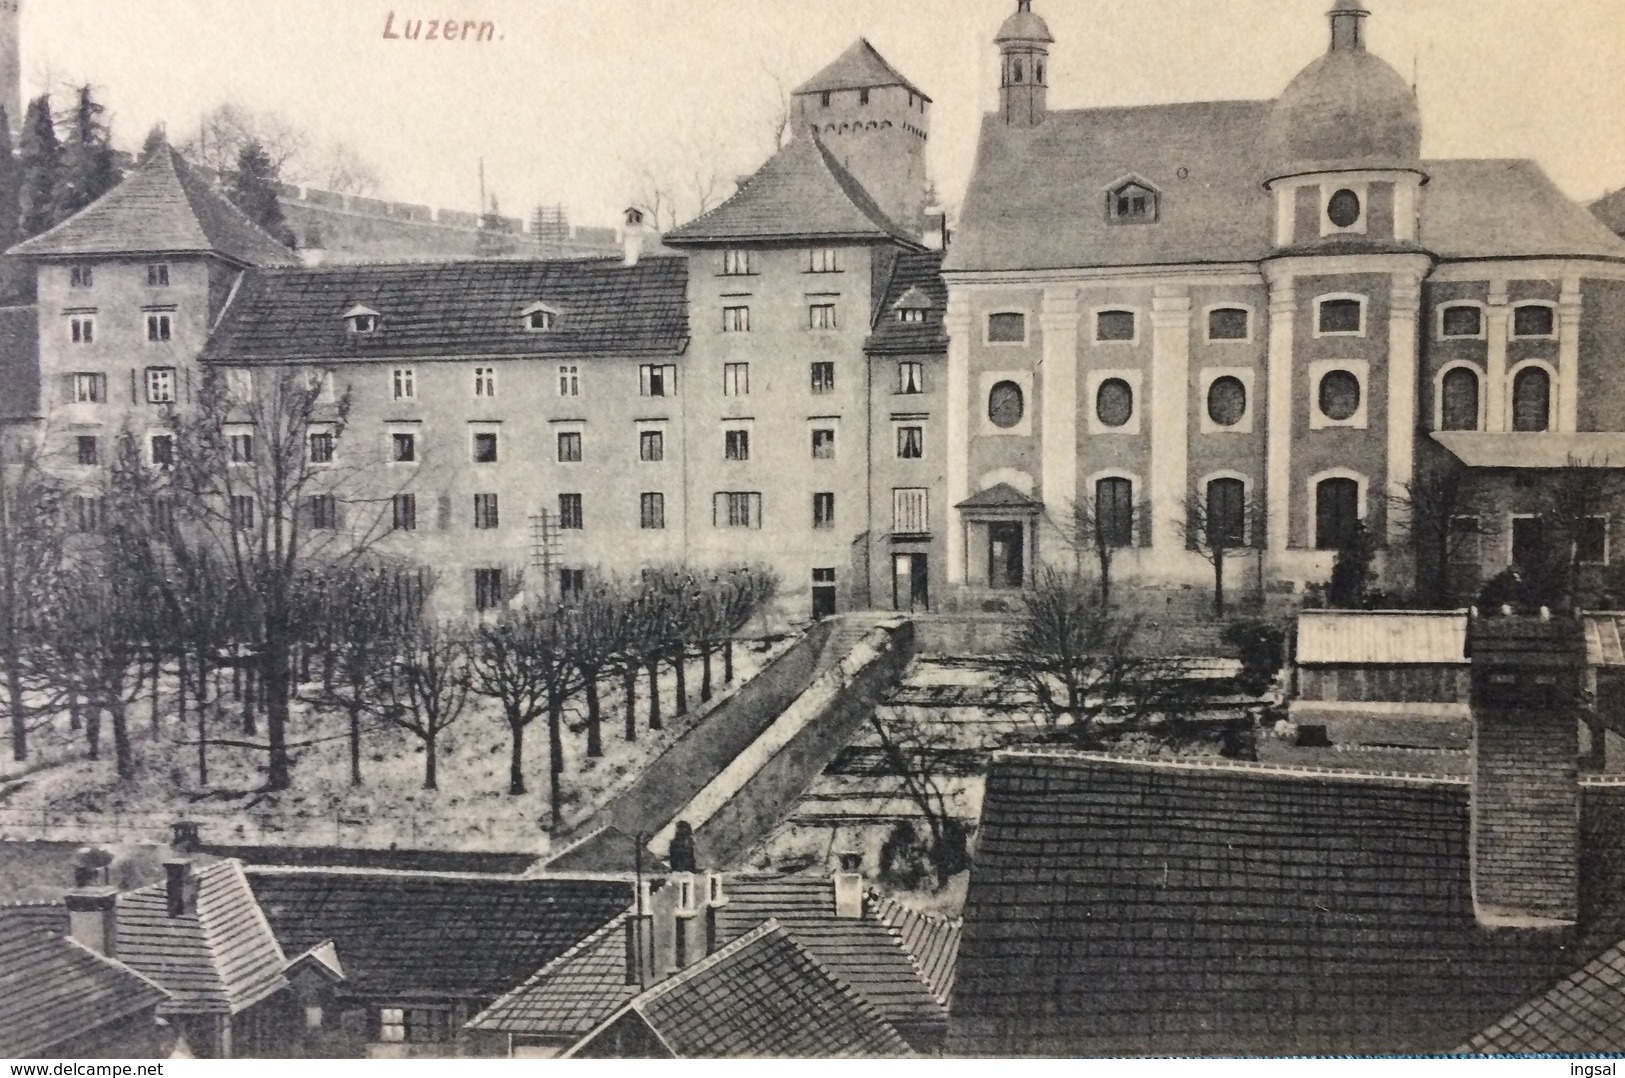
[{"left": 23, "top": 0, "right": 1625, "bottom": 230}]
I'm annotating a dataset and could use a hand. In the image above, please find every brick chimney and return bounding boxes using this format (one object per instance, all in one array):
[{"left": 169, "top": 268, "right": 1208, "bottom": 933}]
[
  {"left": 622, "top": 206, "right": 649, "bottom": 266},
  {"left": 833, "top": 852, "right": 865, "bottom": 919},
  {"left": 1466, "top": 609, "right": 1583, "bottom": 928},
  {"left": 164, "top": 860, "right": 198, "bottom": 918},
  {"left": 66, "top": 886, "right": 119, "bottom": 957}
]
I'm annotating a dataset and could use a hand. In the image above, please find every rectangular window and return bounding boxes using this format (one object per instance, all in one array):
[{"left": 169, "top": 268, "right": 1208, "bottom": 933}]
[
  {"left": 70, "top": 317, "right": 94, "bottom": 344},
  {"left": 70, "top": 372, "right": 106, "bottom": 403},
  {"left": 146, "top": 313, "right": 172, "bottom": 342},
  {"left": 988, "top": 312, "right": 1026, "bottom": 343},
  {"left": 640, "top": 364, "right": 676, "bottom": 397},
  {"left": 725, "top": 429, "right": 750, "bottom": 461},
  {"left": 75, "top": 435, "right": 98, "bottom": 466},
  {"left": 898, "top": 362, "right": 924, "bottom": 395},
  {"left": 640, "top": 430, "right": 665, "bottom": 462},
  {"left": 308, "top": 431, "right": 334, "bottom": 464},
  {"left": 392, "top": 493, "right": 417, "bottom": 532},
  {"left": 722, "top": 249, "right": 752, "bottom": 276},
  {"left": 558, "top": 364, "right": 580, "bottom": 397},
  {"left": 392, "top": 432, "right": 417, "bottom": 463},
  {"left": 1441, "top": 305, "right": 1483, "bottom": 338},
  {"left": 392, "top": 368, "right": 415, "bottom": 400},
  {"left": 557, "top": 431, "right": 582, "bottom": 463},
  {"left": 474, "top": 366, "right": 496, "bottom": 398},
  {"left": 472, "top": 431, "right": 499, "bottom": 464},
  {"left": 559, "top": 493, "right": 583, "bottom": 530},
  {"left": 722, "top": 306, "right": 750, "bottom": 333},
  {"left": 640, "top": 492, "right": 666, "bottom": 530},
  {"left": 473, "top": 570, "right": 504, "bottom": 612},
  {"left": 808, "top": 248, "right": 840, "bottom": 273},
  {"left": 145, "top": 367, "right": 177, "bottom": 404},
  {"left": 897, "top": 426, "right": 923, "bottom": 459},
  {"left": 229, "top": 432, "right": 255, "bottom": 464},
  {"left": 808, "top": 303, "right": 838, "bottom": 331},
  {"left": 715, "top": 491, "right": 762, "bottom": 529},
  {"left": 473, "top": 493, "right": 500, "bottom": 530},
  {"left": 74, "top": 495, "right": 103, "bottom": 533},
  {"left": 810, "top": 362, "right": 835, "bottom": 394},
  {"left": 811, "top": 428, "right": 835, "bottom": 459},
  {"left": 230, "top": 495, "right": 255, "bottom": 531},
  {"left": 1514, "top": 305, "right": 1556, "bottom": 338},
  {"left": 1207, "top": 308, "right": 1249, "bottom": 341},
  {"left": 813, "top": 492, "right": 835, "bottom": 529},
  {"left": 1095, "top": 310, "right": 1136, "bottom": 342},
  {"left": 309, "top": 494, "right": 337, "bottom": 530},
  {"left": 1096, "top": 477, "right": 1136, "bottom": 548},
  {"left": 70, "top": 265, "right": 93, "bottom": 288},
  {"left": 559, "top": 569, "right": 586, "bottom": 600},
  {"left": 149, "top": 434, "right": 174, "bottom": 468},
  {"left": 1318, "top": 298, "right": 1363, "bottom": 335},
  {"left": 1580, "top": 517, "right": 1609, "bottom": 565},
  {"left": 149, "top": 497, "right": 174, "bottom": 533},
  {"left": 723, "top": 363, "right": 750, "bottom": 396},
  {"left": 147, "top": 263, "right": 170, "bottom": 287},
  {"left": 893, "top": 488, "right": 929, "bottom": 534}
]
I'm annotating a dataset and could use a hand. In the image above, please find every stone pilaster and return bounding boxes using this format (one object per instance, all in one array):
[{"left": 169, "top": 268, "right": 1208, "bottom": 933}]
[
  {"left": 1485, "top": 281, "right": 1510, "bottom": 432},
  {"left": 1559, "top": 276, "right": 1582, "bottom": 433},
  {"left": 1386, "top": 270, "right": 1423, "bottom": 547},
  {"left": 1265, "top": 273, "right": 1296, "bottom": 555},
  {"left": 945, "top": 292, "right": 972, "bottom": 585},
  {"left": 1149, "top": 287, "right": 1191, "bottom": 562},
  {"left": 1039, "top": 287, "right": 1080, "bottom": 563}
]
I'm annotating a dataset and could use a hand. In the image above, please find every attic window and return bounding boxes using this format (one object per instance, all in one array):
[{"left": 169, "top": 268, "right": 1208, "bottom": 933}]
[
  {"left": 342, "top": 305, "right": 380, "bottom": 334},
  {"left": 1108, "top": 181, "right": 1158, "bottom": 224},
  {"left": 899, "top": 308, "right": 927, "bottom": 324},
  {"left": 893, "top": 286, "right": 933, "bottom": 323},
  {"left": 522, "top": 302, "right": 560, "bottom": 331}
]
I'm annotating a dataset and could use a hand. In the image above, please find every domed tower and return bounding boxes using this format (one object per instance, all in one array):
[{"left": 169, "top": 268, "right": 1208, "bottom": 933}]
[{"left": 996, "top": 0, "right": 1053, "bottom": 128}]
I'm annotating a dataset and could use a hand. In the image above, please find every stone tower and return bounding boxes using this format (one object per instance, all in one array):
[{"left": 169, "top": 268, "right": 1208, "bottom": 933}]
[
  {"left": 0, "top": 0, "right": 17, "bottom": 140},
  {"left": 996, "top": 0, "right": 1054, "bottom": 128}
]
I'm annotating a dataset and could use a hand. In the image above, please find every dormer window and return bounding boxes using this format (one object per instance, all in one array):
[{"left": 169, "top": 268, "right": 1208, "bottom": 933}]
[
  {"left": 343, "top": 304, "right": 381, "bottom": 334},
  {"left": 1106, "top": 179, "right": 1158, "bottom": 225},
  {"left": 521, "top": 302, "right": 559, "bottom": 332},
  {"left": 893, "top": 286, "right": 933, "bottom": 324}
]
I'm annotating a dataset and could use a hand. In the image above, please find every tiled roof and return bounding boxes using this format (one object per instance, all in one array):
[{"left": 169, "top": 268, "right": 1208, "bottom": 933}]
[
  {"left": 575, "top": 920, "right": 912, "bottom": 1058},
  {"left": 0, "top": 306, "right": 38, "bottom": 421},
  {"left": 0, "top": 904, "right": 169, "bottom": 1058},
  {"left": 951, "top": 751, "right": 1563, "bottom": 1056},
  {"left": 116, "top": 860, "right": 288, "bottom": 1016},
  {"left": 664, "top": 134, "right": 918, "bottom": 247},
  {"left": 868, "top": 894, "right": 961, "bottom": 1007},
  {"left": 1432, "top": 431, "right": 1625, "bottom": 469},
  {"left": 1296, "top": 610, "right": 1469, "bottom": 666},
  {"left": 8, "top": 146, "right": 297, "bottom": 266},
  {"left": 1425, "top": 160, "right": 1625, "bottom": 263},
  {"left": 793, "top": 39, "right": 930, "bottom": 102},
  {"left": 1461, "top": 937, "right": 1625, "bottom": 1054},
  {"left": 956, "top": 483, "right": 1041, "bottom": 510},
  {"left": 866, "top": 249, "right": 947, "bottom": 356},
  {"left": 1590, "top": 186, "right": 1625, "bottom": 237},
  {"left": 247, "top": 869, "right": 631, "bottom": 1001},
  {"left": 201, "top": 256, "right": 689, "bottom": 365},
  {"left": 464, "top": 912, "right": 639, "bottom": 1038}
]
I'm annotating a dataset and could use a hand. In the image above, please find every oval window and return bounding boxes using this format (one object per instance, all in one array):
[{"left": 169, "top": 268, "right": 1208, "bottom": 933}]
[
  {"left": 1096, "top": 378, "right": 1134, "bottom": 428},
  {"left": 988, "top": 380, "right": 1025, "bottom": 429},
  {"left": 1327, "top": 189, "right": 1361, "bottom": 228},
  {"left": 1318, "top": 370, "right": 1362, "bottom": 422},
  {"left": 1207, "top": 376, "right": 1247, "bottom": 427}
]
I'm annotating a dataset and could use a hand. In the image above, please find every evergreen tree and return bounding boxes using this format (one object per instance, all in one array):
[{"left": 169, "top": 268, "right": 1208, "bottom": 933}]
[
  {"left": 56, "top": 86, "right": 121, "bottom": 220},
  {"left": 140, "top": 124, "right": 167, "bottom": 164},
  {"left": 225, "top": 139, "right": 294, "bottom": 247},
  {"left": 0, "top": 107, "right": 22, "bottom": 255},
  {"left": 16, "top": 96, "right": 60, "bottom": 238}
]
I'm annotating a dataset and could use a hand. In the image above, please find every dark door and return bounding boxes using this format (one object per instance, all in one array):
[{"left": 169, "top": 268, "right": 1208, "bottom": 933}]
[
  {"left": 893, "top": 553, "right": 929, "bottom": 612},
  {"left": 988, "top": 522, "right": 1025, "bottom": 589},
  {"left": 1511, "top": 517, "right": 1546, "bottom": 570},
  {"left": 811, "top": 567, "right": 837, "bottom": 619}
]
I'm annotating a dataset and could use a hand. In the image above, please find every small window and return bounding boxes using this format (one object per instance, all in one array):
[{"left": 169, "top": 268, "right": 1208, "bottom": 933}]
[
  {"left": 898, "top": 307, "right": 927, "bottom": 324},
  {"left": 392, "top": 432, "right": 417, "bottom": 463},
  {"left": 473, "top": 570, "right": 504, "bottom": 612},
  {"left": 725, "top": 429, "right": 750, "bottom": 461},
  {"left": 1095, "top": 378, "right": 1134, "bottom": 428},
  {"left": 716, "top": 492, "right": 762, "bottom": 529},
  {"left": 559, "top": 569, "right": 586, "bottom": 599},
  {"left": 1327, "top": 188, "right": 1362, "bottom": 229},
  {"left": 809, "top": 303, "right": 838, "bottom": 331},
  {"left": 1440, "top": 367, "right": 1481, "bottom": 431},
  {"left": 558, "top": 365, "right": 580, "bottom": 397},
  {"left": 1441, "top": 305, "right": 1483, "bottom": 338},
  {"left": 70, "top": 317, "right": 94, "bottom": 344},
  {"left": 988, "top": 380, "right": 1025, "bottom": 429},
  {"left": 474, "top": 493, "right": 500, "bottom": 530},
  {"left": 1318, "top": 370, "right": 1362, "bottom": 422},
  {"left": 723, "top": 363, "right": 749, "bottom": 396},
  {"left": 813, "top": 492, "right": 835, "bottom": 529},
  {"left": 1096, "top": 477, "right": 1135, "bottom": 549},
  {"left": 1207, "top": 376, "right": 1247, "bottom": 427},
  {"left": 640, "top": 364, "right": 675, "bottom": 397},
  {"left": 808, "top": 248, "right": 840, "bottom": 273},
  {"left": 640, "top": 430, "right": 665, "bottom": 462},
  {"left": 1315, "top": 478, "right": 1361, "bottom": 550},
  {"left": 73, "top": 495, "right": 104, "bottom": 533},
  {"left": 150, "top": 434, "right": 174, "bottom": 468},
  {"left": 810, "top": 362, "right": 835, "bottom": 394},
  {"left": 145, "top": 313, "right": 172, "bottom": 342},
  {"left": 472, "top": 432, "right": 499, "bottom": 464},
  {"left": 229, "top": 432, "right": 255, "bottom": 463},
  {"left": 474, "top": 367, "right": 497, "bottom": 398},
  {"left": 1512, "top": 366, "right": 1551, "bottom": 432},
  {"left": 523, "top": 303, "right": 558, "bottom": 331},
  {"left": 308, "top": 431, "right": 335, "bottom": 464},
  {"left": 722, "top": 306, "right": 750, "bottom": 333},
  {"left": 1207, "top": 308, "right": 1249, "bottom": 341},
  {"left": 147, "top": 263, "right": 169, "bottom": 287},
  {"left": 987, "top": 312, "right": 1026, "bottom": 343},
  {"left": 392, "top": 493, "right": 417, "bottom": 532},
  {"left": 893, "top": 488, "right": 929, "bottom": 534},
  {"left": 70, "top": 372, "right": 106, "bottom": 403},
  {"left": 1206, "top": 478, "right": 1248, "bottom": 549},
  {"left": 898, "top": 362, "right": 924, "bottom": 394},
  {"left": 722, "top": 249, "right": 752, "bottom": 276},
  {"left": 145, "top": 367, "right": 177, "bottom": 404},
  {"left": 230, "top": 495, "right": 255, "bottom": 531},
  {"left": 859, "top": 88, "right": 870, "bottom": 106},
  {"left": 1513, "top": 304, "right": 1556, "bottom": 339},
  {"left": 640, "top": 492, "right": 666, "bottom": 530},
  {"left": 75, "top": 435, "right": 99, "bottom": 466},
  {"left": 557, "top": 431, "right": 582, "bottom": 463},
  {"left": 897, "top": 426, "right": 923, "bottom": 459},
  {"left": 1012, "top": 58, "right": 1025, "bottom": 84},
  {"left": 811, "top": 428, "right": 835, "bottom": 459},
  {"left": 1318, "top": 298, "right": 1363, "bottom": 335},
  {"left": 347, "top": 311, "right": 380, "bottom": 334},
  {"left": 70, "top": 265, "right": 93, "bottom": 288},
  {"left": 309, "top": 494, "right": 338, "bottom": 530},
  {"left": 1108, "top": 182, "right": 1157, "bottom": 223},
  {"left": 1095, "top": 310, "right": 1136, "bottom": 342},
  {"left": 392, "top": 368, "right": 415, "bottom": 400},
  {"left": 820, "top": 91, "right": 832, "bottom": 108},
  {"left": 1580, "top": 517, "right": 1609, "bottom": 565}
]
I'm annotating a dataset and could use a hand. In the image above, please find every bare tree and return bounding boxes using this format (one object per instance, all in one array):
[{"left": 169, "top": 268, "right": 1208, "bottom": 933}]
[
  {"left": 1049, "top": 494, "right": 1145, "bottom": 607},
  {"left": 1390, "top": 468, "right": 1496, "bottom": 608},
  {"left": 183, "top": 103, "right": 383, "bottom": 196},
  {"left": 0, "top": 434, "right": 64, "bottom": 762},
  {"left": 382, "top": 620, "right": 471, "bottom": 791},
  {"left": 1544, "top": 456, "right": 1623, "bottom": 609},
  {"left": 469, "top": 604, "right": 554, "bottom": 798},
  {"left": 867, "top": 707, "right": 971, "bottom": 888},
  {"left": 720, "top": 566, "right": 779, "bottom": 684},
  {"left": 562, "top": 578, "right": 634, "bottom": 759},
  {"left": 1180, "top": 491, "right": 1266, "bottom": 617}
]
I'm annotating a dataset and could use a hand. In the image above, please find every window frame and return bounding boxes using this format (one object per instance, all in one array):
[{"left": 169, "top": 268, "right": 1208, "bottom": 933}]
[
  {"left": 812, "top": 491, "right": 836, "bottom": 529},
  {"left": 307, "top": 430, "right": 336, "bottom": 465},
  {"left": 473, "top": 493, "right": 501, "bottom": 531},
  {"left": 1092, "top": 473, "right": 1139, "bottom": 549},
  {"left": 892, "top": 487, "right": 929, "bottom": 536},
  {"left": 389, "top": 430, "right": 418, "bottom": 465},
  {"left": 639, "top": 428, "right": 665, "bottom": 463},
  {"left": 1204, "top": 304, "right": 1253, "bottom": 343},
  {"left": 1308, "top": 359, "right": 1370, "bottom": 430},
  {"left": 558, "top": 493, "right": 584, "bottom": 530},
  {"left": 810, "top": 427, "right": 836, "bottom": 460},
  {"left": 557, "top": 364, "right": 581, "bottom": 398},
  {"left": 144, "top": 366, "right": 178, "bottom": 404},
  {"left": 392, "top": 368, "right": 416, "bottom": 401},
  {"left": 1090, "top": 306, "right": 1140, "bottom": 345},
  {"left": 1199, "top": 367, "right": 1254, "bottom": 435},
  {"left": 146, "top": 263, "right": 170, "bottom": 288},
  {"left": 722, "top": 249, "right": 753, "bottom": 277},
  {"left": 556, "top": 430, "right": 583, "bottom": 464},
  {"left": 473, "top": 366, "right": 497, "bottom": 398},
  {"left": 808, "top": 303, "right": 838, "bottom": 331},
  {"left": 1435, "top": 362, "right": 1485, "bottom": 432},
  {"left": 724, "top": 428, "right": 751, "bottom": 462},
  {"left": 69, "top": 265, "right": 93, "bottom": 289},
  {"left": 1508, "top": 360, "right": 1557, "bottom": 433},
  {"left": 984, "top": 310, "right": 1029, "bottom": 346},
  {"left": 897, "top": 361, "right": 924, "bottom": 395},
  {"left": 721, "top": 305, "right": 751, "bottom": 333},
  {"left": 714, "top": 491, "right": 763, "bottom": 529},
  {"left": 70, "top": 372, "right": 106, "bottom": 404},
  {"left": 75, "top": 435, "right": 99, "bottom": 467},
  {"left": 391, "top": 493, "right": 418, "bottom": 532},
  {"left": 1308, "top": 469, "right": 1368, "bottom": 551},
  {"left": 639, "top": 363, "right": 676, "bottom": 398},
  {"left": 722, "top": 362, "right": 750, "bottom": 396},
  {"left": 896, "top": 425, "right": 924, "bottom": 460},
  {"left": 1511, "top": 301, "right": 1558, "bottom": 341},
  {"left": 148, "top": 432, "right": 175, "bottom": 469},
  {"left": 145, "top": 312, "right": 173, "bottom": 343},
  {"left": 308, "top": 493, "right": 338, "bottom": 531},
  {"left": 810, "top": 361, "right": 835, "bottom": 394},
  {"left": 1313, "top": 294, "right": 1367, "bottom": 338},
  {"left": 1105, "top": 179, "right": 1159, "bottom": 225},
  {"left": 980, "top": 371, "right": 1033, "bottom": 436},
  {"left": 640, "top": 492, "right": 666, "bottom": 530},
  {"left": 472, "top": 569, "right": 505, "bottom": 613},
  {"left": 69, "top": 316, "right": 95, "bottom": 345},
  {"left": 1436, "top": 301, "right": 1488, "bottom": 342},
  {"left": 471, "top": 430, "right": 500, "bottom": 465},
  {"left": 1199, "top": 472, "right": 1253, "bottom": 549},
  {"left": 807, "top": 248, "right": 841, "bottom": 274},
  {"left": 1085, "top": 369, "right": 1143, "bottom": 435},
  {"left": 1319, "top": 181, "right": 1369, "bottom": 236}
]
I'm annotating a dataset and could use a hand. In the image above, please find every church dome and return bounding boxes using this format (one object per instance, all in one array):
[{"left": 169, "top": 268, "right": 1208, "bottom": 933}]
[
  {"left": 1265, "top": 3, "right": 1421, "bottom": 179},
  {"left": 995, "top": 0, "right": 1054, "bottom": 45}
]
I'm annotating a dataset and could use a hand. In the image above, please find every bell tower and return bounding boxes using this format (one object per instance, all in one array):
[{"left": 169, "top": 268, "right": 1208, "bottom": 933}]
[{"left": 996, "top": 0, "right": 1054, "bottom": 128}]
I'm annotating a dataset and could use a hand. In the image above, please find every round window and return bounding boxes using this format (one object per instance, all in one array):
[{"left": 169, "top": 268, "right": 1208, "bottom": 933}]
[
  {"left": 988, "top": 380, "right": 1025, "bottom": 429},
  {"left": 1207, "top": 376, "right": 1247, "bottom": 427},
  {"left": 1327, "top": 189, "right": 1362, "bottom": 229},
  {"left": 1095, "top": 378, "right": 1134, "bottom": 428},
  {"left": 1318, "top": 370, "right": 1362, "bottom": 421}
]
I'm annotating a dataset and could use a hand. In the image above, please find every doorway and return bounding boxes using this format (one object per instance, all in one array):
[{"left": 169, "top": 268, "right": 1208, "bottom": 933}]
[
  {"left": 988, "top": 522, "right": 1026, "bottom": 589},
  {"left": 811, "top": 567, "right": 837, "bottom": 619},
  {"left": 892, "top": 553, "right": 929, "bottom": 612}
]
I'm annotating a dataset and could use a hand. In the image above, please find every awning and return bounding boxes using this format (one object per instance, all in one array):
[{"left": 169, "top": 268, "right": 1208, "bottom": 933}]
[{"left": 1432, "top": 432, "right": 1625, "bottom": 469}]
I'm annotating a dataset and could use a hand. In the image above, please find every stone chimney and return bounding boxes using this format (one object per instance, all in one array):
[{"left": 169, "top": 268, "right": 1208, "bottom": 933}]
[
  {"left": 922, "top": 207, "right": 949, "bottom": 251},
  {"left": 669, "top": 873, "right": 702, "bottom": 973},
  {"left": 1465, "top": 608, "right": 1583, "bottom": 928},
  {"left": 164, "top": 859, "right": 198, "bottom": 918},
  {"left": 66, "top": 882, "right": 118, "bottom": 957},
  {"left": 622, "top": 206, "right": 649, "bottom": 266},
  {"left": 703, "top": 871, "right": 728, "bottom": 956},
  {"left": 833, "top": 852, "right": 865, "bottom": 919},
  {"left": 624, "top": 878, "right": 657, "bottom": 987}
]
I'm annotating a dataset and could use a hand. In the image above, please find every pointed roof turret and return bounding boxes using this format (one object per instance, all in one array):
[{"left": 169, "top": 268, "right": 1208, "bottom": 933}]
[
  {"left": 8, "top": 144, "right": 298, "bottom": 266},
  {"left": 794, "top": 38, "right": 931, "bottom": 102}
]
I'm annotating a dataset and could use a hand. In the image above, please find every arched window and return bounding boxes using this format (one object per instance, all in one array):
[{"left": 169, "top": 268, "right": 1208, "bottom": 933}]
[
  {"left": 1205, "top": 478, "right": 1247, "bottom": 549},
  {"left": 1012, "top": 58, "right": 1024, "bottom": 84},
  {"left": 1512, "top": 366, "right": 1551, "bottom": 432},
  {"left": 1095, "top": 378, "right": 1134, "bottom": 428},
  {"left": 1318, "top": 370, "right": 1361, "bottom": 422},
  {"left": 1207, "top": 376, "right": 1247, "bottom": 427},
  {"left": 1440, "top": 367, "right": 1480, "bottom": 431},
  {"left": 1095, "top": 477, "right": 1134, "bottom": 549},
  {"left": 988, "top": 381, "right": 1025, "bottom": 429},
  {"left": 1315, "top": 478, "right": 1361, "bottom": 550}
]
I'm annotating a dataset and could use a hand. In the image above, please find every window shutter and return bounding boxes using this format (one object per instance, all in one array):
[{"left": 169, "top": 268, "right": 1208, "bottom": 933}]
[
  {"left": 130, "top": 369, "right": 139, "bottom": 403},
  {"left": 436, "top": 494, "right": 452, "bottom": 531}
]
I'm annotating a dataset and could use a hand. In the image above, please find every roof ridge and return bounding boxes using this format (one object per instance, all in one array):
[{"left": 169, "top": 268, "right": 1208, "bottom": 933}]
[
  {"left": 776, "top": 927, "right": 913, "bottom": 1050},
  {"left": 810, "top": 135, "right": 916, "bottom": 244},
  {"left": 167, "top": 147, "right": 296, "bottom": 258},
  {"left": 629, "top": 918, "right": 783, "bottom": 1008},
  {"left": 992, "top": 748, "right": 1471, "bottom": 787},
  {"left": 466, "top": 908, "right": 634, "bottom": 1027}
]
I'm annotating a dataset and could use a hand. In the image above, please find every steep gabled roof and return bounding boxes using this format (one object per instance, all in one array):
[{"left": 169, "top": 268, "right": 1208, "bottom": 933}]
[
  {"left": 0, "top": 904, "right": 170, "bottom": 1058},
  {"left": 8, "top": 146, "right": 297, "bottom": 267},
  {"left": 867, "top": 249, "right": 947, "bottom": 356},
  {"left": 664, "top": 134, "right": 919, "bottom": 247},
  {"left": 794, "top": 39, "right": 930, "bottom": 102},
  {"left": 868, "top": 894, "right": 961, "bottom": 1007},
  {"left": 1462, "top": 936, "right": 1625, "bottom": 1054},
  {"left": 464, "top": 912, "right": 639, "bottom": 1039}
]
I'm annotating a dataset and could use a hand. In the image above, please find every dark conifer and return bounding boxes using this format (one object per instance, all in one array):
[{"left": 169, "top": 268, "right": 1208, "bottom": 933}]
[
  {"left": 16, "top": 95, "right": 60, "bottom": 238},
  {"left": 225, "top": 139, "right": 294, "bottom": 247}
]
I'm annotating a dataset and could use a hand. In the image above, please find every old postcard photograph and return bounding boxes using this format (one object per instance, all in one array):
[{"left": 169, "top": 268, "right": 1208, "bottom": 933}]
[{"left": 2, "top": 0, "right": 1625, "bottom": 1062}]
